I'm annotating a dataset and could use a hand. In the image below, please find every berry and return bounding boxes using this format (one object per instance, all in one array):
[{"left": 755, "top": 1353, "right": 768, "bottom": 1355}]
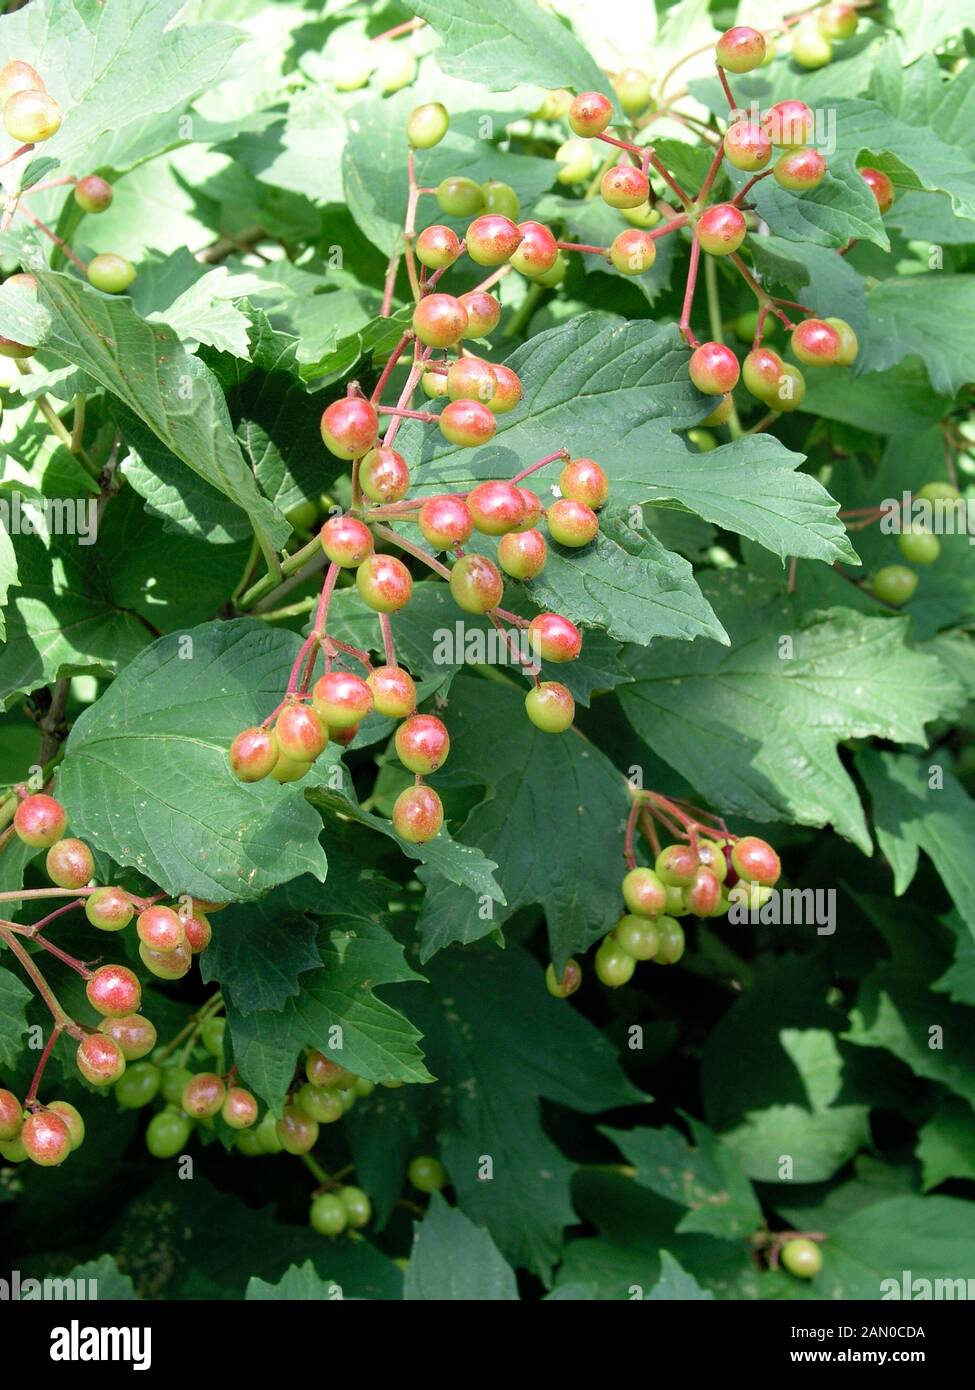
[
  {"left": 367, "top": 665, "right": 416, "bottom": 718},
  {"left": 546, "top": 498, "right": 599, "bottom": 547},
  {"left": 516, "top": 490, "right": 543, "bottom": 529},
  {"left": 601, "top": 165, "right": 650, "bottom": 210},
  {"left": 275, "top": 703, "right": 328, "bottom": 762},
  {"left": 297, "top": 1082, "right": 343, "bottom": 1123},
  {"left": 229, "top": 725, "right": 278, "bottom": 782},
  {"left": 545, "top": 959, "right": 582, "bottom": 997},
  {"left": 528, "top": 612, "right": 582, "bottom": 663},
  {"left": 0, "top": 1090, "right": 22, "bottom": 1141},
  {"left": 115, "top": 1061, "right": 162, "bottom": 1109},
  {"left": 446, "top": 357, "right": 497, "bottom": 405},
  {"left": 14, "top": 792, "right": 67, "bottom": 847},
  {"left": 408, "top": 1155, "right": 447, "bottom": 1192},
  {"left": 792, "top": 318, "right": 841, "bottom": 368},
  {"left": 312, "top": 671, "right": 373, "bottom": 728},
  {"left": 614, "top": 914, "right": 660, "bottom": 961},
  {"left": 86, "top": 253, "right": 136, "bottom": 294},
  {"left": 610, "top": 229, "right": 657, "bottom": 275},
  {"left": 623, "top": 202, "right": 660, "bottom": 229},
  {"left": 179, "top": 909, "right": 212, "bottom": 953},
  {"left": 774, "top": 148, "right": 827, "bottom": 192},
  {"left": 395, "top": 714, "right": 450, "bottom": 774},
  {"left": 466, "top": 214, "right": 522, "bottom": 266},
  {"left": 774, "top": 362, "right": 806, "bottom": 411},
  {"left": 723, "top": 121, "right": 772, "bottom": 172},
  {"left": 534, "top": 88, "right": 572, "bottom": 119},
  {"left": 415, "top": 224, "right": 461, "bottom": 271},
  {"left": 781, "top": 1237, "right": 823, "bottom": 1279},
  {"left": 696, "top": 839, "right": 728, "bottom": 883},
  {"left": 685, "top": 866, "right": 722, "bottom": 916},
  {"left": 74, "top": 175, "right": 113, "bottom": 214},
  {"left": 716, "top": 26, "right": 766, "bottom": 72},
  {"left": 77, "top": 1032, "right": 126, "bottom": 1086},
  {"left": 182, "top": 1072, "right": 226, "bottom": 1118},
  {"left": 689, "top": 342, "right": 740, "bottom": 395},
  {"left": 392, "top": 785, "right": 444, "bottom": 842},
  {"left": 860, "top": 167, "right": 894, "bottom": 213},
  {"left": 305, "top": 1050, "right": 353, "bottom": 1088},
  {"left": 655, "top": 843, "right": 699, "bottom": 887},
  {"left": 569, "top": 91, "right": 613, "bottom": 138},
  {"left": 509, "top": 220, "right": 559, "bottom": 278},
  {"left": 524, "top": 681, "right": 574, "bottom": 734},
  {"left": 378, "top": 47, "right": 416, "bottom": 94},
  {"left": 3, "top": 89, "right": 61, "bottom": 142},
  {"left": 146, "top": 1109, "right": 193, "bottom": 1159},
  {"left": 419, "top": 495, "right": 473, "bottom": 549},
  {"left": 413, "top": 294, "right": 469, "bottom": 350},
  {"left": 621, "top": 866, "right": 667, "bottom": 917},
  {"left": 86, "top": 963, "right": 141, "bottom": 1018},
  {"left": 47, "top": 1100, "right": 84, "bottom": 1151},
  {"left": 824, "top": 317, "right": 858, "bottom": 366},
  {"left": 763, "top": 100, "right": 814, "bottom": 148},
  {"left": 310, "top": 1192, "right": 348, "bottom": 1236},
  {"left": 498, "top": 528, "right": 547, "bottom": 580},
  {"left": 743, "top": 347, "right": 786, "bottom": 403},
  {"left": 98, "top": 1014, "right": 157, "bottom": 1061},
  {"left": 0, "top": 61, "right": 44, "bottom": 104},
  {"left": 320, "top": 514, "right": 373, "bottom": 570},
  {"left": 45, "top": 837, "right": 94, "bottom": 889},
  {"left": 792, "top": 24, "right": 832, "bottom": 69},
  {"left": 559, "top": 458, "right": 608, "bottom": 509},
  {"left": 275, "top": 761, "right": 316, "bottom": 795},
  {"left": 695, "top": 204, "right": 746, "bottom": 256},
  {"left": 22, "top": 1109, "right": 72, "bottom": 1166},
  {"left": 160, "top": 1066, "right": 194, "bottom": 1106},
  {"left": 355, "top": 554, "right": 413, "bottom": 612},
  {"left": 458, "top": 290, "right": 501, "bottom": 337},
  {"left": 332, "top": 52, "right": 373, "bottom": 92},
  {"left": 482, "top": 181, "right": 520, "bottom": 219},
  {"left": 449, "top": 554, "right": 503, "bottom": 613},
  {"left": 436, "top": 176, "right": 484, "bottom": 217},
  {"left": 421, "top": 368, "right": 449, "bottom": 399},
  {"left": 441, "top": 398, "right": 497, "bottom": 450},
  {"left": 731, "top": 836, "right": 781, "bottom": 886},
  {"left": 872, "top": 564, "right": 918, "bottom": 605},
  {"left": 612, "top": 68, "right": 652, "bottom": 115},
  {"left": 137, "top": 904, "right": 185, "bottom": 953},
  {"left": 222, "top": 1087, "right": 259, "bottom": 1129},
  {"left": 595, "top": 936, "right": 636, "bottom": 987},
  {"left": 84, "top": 885, "right": 134, "bottom": 932},
  {"left": 555, "top": 137, "right": 593, "bottom": 185},
  {"left": 468, "top": 480, "right": 525, "bottom": 534},
  {"left": 235, "top": 1130, "right": 264, "bottom": 1156},
  {"left": 320, "top": 398, "right": 378, "bottom": 459},
  {"left": 488, "top": 364, "right": 522, "bottom": 414},
  {"left": 340, "top": 1186, "right": 372, "bottom": 1229},
  {"left": 535, "top": 254, "right": 567, "bottom": 288},
  {"left": 406, "top": 102, "right": 449, "bottom": 149},
  {"left": 898, "top": 528, "right": 940, "bottom": 565},
  {"left": 818, "top": 2, "right": 858, "bottom": 40},
  {"left": 654, "top": 917, "right": 686, "bottom": 964},
  {"left": 139, "top": 938, "right": 192, "bottom": 980},
  {"left": 0, "top": 1134, "right": 27, "bottom": 1163},
  {"left": 200, "top": 1017, "right": 225, "bottom": 1058},
  {"left": 917, "top": 481, "right": 959, "bottom": 503}
]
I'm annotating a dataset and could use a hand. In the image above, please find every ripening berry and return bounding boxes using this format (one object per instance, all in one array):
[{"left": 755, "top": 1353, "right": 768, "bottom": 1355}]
[
  {"left": 0, "top": 60, "right": 45, "bottom": 104},
  {"left": 395, "top": 714, "right": 450, "bottom": 774},
  {"left": 85, "top": 885, "right": 134, "bottom": 932},
  {"left": 824, "top": 317, "right": 858, "bottom": 366},
  {"left": 297, "top": 1081, "right": 343, "bottom": 1123},
  {"left": 201, "top": 1018, "right": 225, "bottom": 1058},
  {"left": 482, "top": 180, "right": 520, "bottom": 219},
  {"left": 689, "top": 342, "right": 740, "bottom": 395},
  {"left": 414, "top": 293, "right": 469, "bottom": 348},
  {"left": 534, "top": 87, "right": 572, "bottom": 119},
  {"left": 509, "top": 220, "right": 558, "bottom": 277},
  {"left": 0, "top": 1134, "right": 28, "bottom": 1163},
  {"left": 792, "top": 318, "right": 842, "bottom": 368},
  {"left": 609, "top": 229, "right": 657, "bottom": 275},
  {"left": 467, "top": 480, "right": 525, "bottom": 535},
  {"left": 13, "top": 792, "right": 67, "bottom": 847},
  {"left": 546, "top": 958, "right": 582, "bottom": 998},
  {"left": 524, "top": 681, "right": 574, "bottom": 734},
  {"left": 655, "top": 916, "right": 686, "bottom": 964},
  {"left": 0, "top": 330, "right": 36, "bottom": 359},
  {"left": 360, "top": 446, "right": 410, "bottom": 503},
  {"left": 419, "top": 494, "right": 474, "bottom": 549},
  {"left": 182, "top": 1072, "right": 226, "bottom": 1119},
  {"left": 222, "top": 1087, "right": 259, "bottom": 1129},
  {"left": 614, "top": 914, "right": 660, "bottom": 961},
  {"left": 723, "top": 121, "right": 772, "bottom": 172},
  {"left": 601, "top": 165, "right": 650, "bottom": 210},
  {"left": 439, "top": 399, "right": 496, "bottom": 447},
  {"left": 406, "top": 102, "right": 449, "bottom": 149},
  {"left": 569, "top": 91, "right": 613, "bottom": 138},
  {"left": 276, "top": 703, "right": 328, "bottom": 762},
  {"left": 535, "top": 253, "right": 567, "bottom": 289},
  {"left": 559, "top": 458, "right": 608, "bottom": 509},
  {"left": 695, "top": 839, "right": 728, "bottom": 883},
  {"left": 449, "top": 554, "right": 503, "bottom": 614},
  {"left": 355, "top": 553, "right": 413, "bottom": 612},
  {"left": 45, "top": 837, "right": 94, "bottom": 889},
  {"left": 762, "top": 100, "right": 814, "bottom": 148},
  {"left": 0, "top": 1089, "right": 23, "bottom": 1141},
  {"left": 488, "top": 364, "right": 522, "bottom": 414},
  {"left": 695, "top": 204, "right": 746, "bottom": 256},
  {"left": 873, "top": 565, "right": 919, "bottom": 606},
  {"left": 421, "top": 368, "right": 449, "bottom": 399},
  {"left": 781, "top": 1237, "right": 823, "bottom": 1279},
  {"left": 527, "top": 612, "right": 582, "bottom": 663},
  {"left": 498, "top": 528, "right": 547, "bottom": 580},
  {"left": 773, "top": 147, "right": 827, "bottom": 192},
  {"left": 340, "top": 1186, "right": 373, "bottom": 1229},
  {"left": 305, "top": 1050, "right": 353, "bottom": 1089},
  {"left": 517, "top": 489, "right": 543, "bottom": 529},
  {"left": 685, "top": 866, "right": 722, "bottom": 916},
  {"left": 459, "top": 290, "right": 501, "bottom": 338},
  {"left": 139, "top": 937, "right": 193, "bottom": 979},
  {"left": 137, "top": 905, "right": 185, "bottom": 953},
  {"left": 621, "top": 866, "right": 667, "bottom": 917},
  {"left": 612, "top": 68, "right": 652, "bottom": 115},
  {"left": 312, "top": 671, "right": 373, "bottom": 728},
  {"left": 731, "top": 835, "right": 781, "bottom": 886},
  {"left": 715, "top": 26, "right": 767, "bottom": 73},
  {"left": 392, "top": 785, "right": 444, "bottom": 843},
  {"left": 415, "top": 224, "right": 462, "bottom": 270},
  {"left": 818, "top": 2, "right": 858, "bottom": 39},
  {"left": 3, "top": 88, "right": 61, "bottom": 142},
  {"left": 99, "top": 1013, "right": 157, "bottom": 1061},
  {"left": 860, "top": 167, "right": 894, "bottom": 213},
  {"left": 229, "top": 725, "right": 278, "bottom": 782},
  {"left": 792, "top": 23, "right": 832, "bottom": 68},
  {"left": 655, "top": 843, "right": 699, "bottom": 887},
  {"left": 320, "top": 513, "right": 374, "bottom": 567},
  {"left": 701, "top": 394, "right": 733, "bottom": 426},
  {"left": 77, "top": 1032, "right": 126, "bottom": 1086},
  {"left": 86, "top": 963, "right": 141, "bottom": 1018},
  {"left": 367, "top": 665, "right": 416, "bottom": 718},
  {"left": 446, "top": 357, "right": 497, "bottom": 405},
  {"left": 86, "top": 253, "right": 136, "bottom": 294},
  {"left": 310, "top": 1192, "right": 348, "bottom": 1236},
  {"left": 743, "top": 347, "right": 786, "bottom": 402},
  {"left": 898, "top": 527, "right": 940, "bottom": 565},
  {"left": 595, "top": 936, "right": 636, "bottom": 987},
  {"left": 623, "top": 201, "right": 660, "bottom": 229},
  {"left": 436, "top": 176, "right": 484, "bottom": 218},
  {"left": 320, "top": 398, "right": 379, "bottom": 459},
  {"left": 47, "top": 1100, "right": 84, "bottom": 1151},
  {"left": 546, "top": 498, "right": 599, "bottom": 547},
  {"left": 465, "top": 213, "right": 522, "bottom": 266},
  {"left": 22, "top": 1109, "right": 72, "bottom": 1167},
  {"left": 74, "top": 175, "right": 113, "bottom": 214}
]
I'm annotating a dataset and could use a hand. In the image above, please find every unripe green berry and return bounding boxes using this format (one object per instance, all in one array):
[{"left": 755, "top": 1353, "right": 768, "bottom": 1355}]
[
  {"left": 781, "top": 1237, "right": 823, "bottom": 1278},
  {"left": 407, "top": 102, "right": 449, "bottom": 149},
  {"left": 872, "top": 564, "right": 918, "bottom": 605},
  {"left": 408, "top": 1155, "right": 447, "bottom": 1192},
  {"left": 86, "top": 253, "right": 136, "bottom": 294},
  {"left": 436, "top": 176, "right": 484, "bottom": 218}
]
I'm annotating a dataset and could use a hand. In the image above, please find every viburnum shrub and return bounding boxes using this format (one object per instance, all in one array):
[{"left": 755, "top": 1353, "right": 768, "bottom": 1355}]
[{"left": 0, "top": 0, "right": 973, "bottom": 1316}]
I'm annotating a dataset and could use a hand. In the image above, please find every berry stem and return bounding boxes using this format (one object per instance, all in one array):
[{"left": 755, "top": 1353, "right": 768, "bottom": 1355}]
[
  {"left": 24, "top": 1024, "right": 63, "bottom": 1108},
  {"left": 733, "top": 171, "right": 773, "bottom": 206},
  {"left": 694, "top": 144, "right": 726, "bottom": 205},
  {"left": 324, "top": 636, "right": 374, "bottom": 672},
  {"left": 372, "top": 17, "right": 424, "bottom": 42},
  {"left": 623, "top": 798, "right": 641, "bottom": 870},
  {"left": 639, "top": 807, "right": 661, "bottom": 858},
  {"left": 556, "top": 239, "right": 609, "bottom": 256},
  {"left": 376, "top": 405, "right": 437, "bottom": 423},
  {"left": 0, "top": 925, "right": 83, "bottom": 1039},
  {"left": 729, "top": 254, "right": 795, "bottom": 329},
  {"left": 380, "top": 248, "right": 401, "bottom": 317},
  {"left": 488, "top": 611, "right": 539, "bottom": 683},
  {"left": 715, "top": 63, "right": 737, "bottom": 111},
  {"left": 492, "top": 607, "right": 529, "bottom": 628},
  {"left": 425, "top": 239, "right": 467, "bottom": 290},
  {"left": 21, "top": 174, "right": 77, "bottom": 195},
  {"left": 33, "top": 934, "right": 92, "bottom": 978},
  {"left": 467, "top": 264, "right": 512, "bottom": 297},
  {"left": 382, "top": 339, "right": 429, "bottom": 450},
  {"left": 679, "top": 235, "right": 702, "bottom": 347},
  {"left": 285, "top": 634, "right": 319, "bottom": 698},
  {"left": 510, "top": 449, "right": 571, "bottom": 484},
  {"left": 371, "top": 523, "right": 452, "bottom": 580},
  {"left": 237, "top": 533, "right": 325, "bottom": 611},
  {"left": 379, "top": 613, "right": 396, "bottom": 666},
  {"left": 25, "top": 898, "right": 85, "bottom": 937},
  {"left": 20, "top": 207, "right": 88, "bottom": 272},
  {"left": 0, "top": 141, "right": 34, "bottom": 170},
  {"left": 370, "top": 329, "right": 415, "bottom": 404}
]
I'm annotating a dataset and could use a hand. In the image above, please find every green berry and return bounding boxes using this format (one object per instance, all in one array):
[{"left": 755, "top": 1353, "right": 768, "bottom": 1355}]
[
  {"left": 545, "top": 959, "right": 582, "bottom": 997},
  {"left": 339, "top": 1185, "right": 372, "bottom": 1228},
  {"left": 594, "top": 936, "right": 636, "bottom": 987},
  {"left": 407, "top": 102, "right": 449, "bottom": 149},
  {"left": 621, "top": 866, "right": 667, "bottom": 917},
  {"left": 524, "top": 681, "right": 574, "bottom": 734},
  {"left": 310, "top": 1192, "right": 348, "bottom": 1236},
  {"left": 792, "top": 23, "right": 832, "bottom": 68},
  {"left": 408, "top": 1155, "right": 447, "bottom": 1192},
  {"left": 898, "top": 528, "right": 940, "bottom": 565},
  {"left": 201, "top": 1017, "right": 226, "bottom": 1059},
  {"left": 160, "top": 1065, "right": 194, "bottom": 1106},
  {"left": 114, "top": 1061, "right": 161, "bottom": 1109},
  {"left": 654, "top": 917, "right": 685, "bottom": 965},
  {"left": 436, "top": 176, "right": 484, "bottom": 218},
  {"left": 145, "top": 1108, "right": 193, "bottom": 1159},
  {"left": 781, "top": 1237, "right": 823, "bottom": 1278},
  {"left": 872, "top": 564, "right": 918, "bottom": 605},
  {"left": 481, "top": 180, "right": 520, "bottom": 220},
  {"left": 86, "top": 253, "right": 137, "bottom": 294},
  {"left": 614, "top": 913, "right": 659, "bottom": 961}
]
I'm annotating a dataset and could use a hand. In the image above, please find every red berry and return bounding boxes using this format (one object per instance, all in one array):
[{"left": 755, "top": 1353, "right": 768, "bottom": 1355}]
[
  {"left": 825, "top": 317, "right": 858, "bottom": 366},
  {"left": 685, "top": 866, "right": 721, "bottom": 916},
  {"left": 360, "top": 447, "right": 410, "bottom": 503},
  {"left": 439, "top": 399, "right": 497, "bottom": 447},
  {"left": 498, "top": 528, "right": 548, "bottom": 580},
  {"left": 22, "top": 1109, "right": 72, "bottom": 1166},
  {"left": 600, "top": 165, "right": 650, "bottom": 210},
  {"left": 13, "top": 793, "right": 67, "bottom": 848},
  {"left": 449, "top": 554, "right": 503, "bottom": 613},
  {"left": 277, "top": 1103, "right": 320, "bottom": 1154},
  {"left": 413, "top": 293, "right": 468, "bottom": 347},
  {"left": 86, "top": 963, "right": 141, "bottom": 1018},
  {"left": 859, "top": 167, "right": 894, "bottom": 213},
  {"left": 559, "top": 458, "right": 608, "bottom": 510},
  {"left": 467, "top": 480, "right": 525, "bottom": 535},
  {"left": 695, "top": 204, "right": 746, "bottom": 256},
  {"left": 546, "top": 498, "right": 599, "bottom": 547},
  {"left": 528, "top": 613, "right": 582, "bottom": 663},
  {"left": 689, "top": 342, "right": 740, "bottom": 395},
  {"left": 546, "top": 959, "right": 583, "bottom": 997},
  {"left": 392, "top": 784, "right": 444, "bottom": 843},
  {"left": 46, "top": 1100, "right": 84, "bottom": 1151},
  {"left": 367, "top": 665, "right": 417, "bottom": 718},
  {"left": 517, "top": 490, "right": 543, "bottom": 528},
  {"left": 569, "top": 91, "right": 613, "bottom": 138},
  {"left": 742, "top": 347, "right": 786, "bottom": 402},
  {"left": 731, "top": 835, "right": 781, "bottom": 886},
  {"left": 276, "top": 702, "right": 328, "bottom": 761},
  {"left": 458, "top": 290, "right": 501, "bottom": 337},
  {"left": 655, "top": 843, "right": 699, "bottom": 886},
  {"left": 355, "top": 553, "right": 413, "bottom": 612},
  {"left": 723, "top": 120, "right": 772, "bottom": 172},
  {"left": 488, "top": 364, "right": 523, "bottom": 414},
  {"left": 525, "top": 681, "right": 574, "bottom": 734},
  {"left": 716, "top": 25, "right": 767, "bottom": 73},
  {"left": 222, "top": 1087, "right": 258, "bottom": 1129},
  {"left": 0, "top": 1089, "right": 22, "bottom": 1141},
  {"left": 818, "top": 2, "right": 858, "bottom": 39},
  {"left": 320, "top": 398, "right": 379, "bottom": 459},
  {"left": 179, "top": 908, "right": 212, "bottom": 954},
  {"left": 792, "top": 318, "right": 841, "bottom": 368},
  {"left": 446, "top": 357, "right": 497, "bottom": 405},
  {"left": 305, "top": 1050, "right": 352, "bottom": 1088},
  {"left": 137, "top": 905, "right": 185, "bottom": 953},
  {"left": 415, "top": 224, "right": 461, "bottom": 270},
  {"left": 99, "top": 1013, "right": 157, "bottom": 1060},
  {"left": 312, "top": 671, "right": 373, "bottom": 728},
  {"left": 229, "top": 726, "right": 278, "bottom": 782},
  {"left": 45, "top": 838, "right": 94, "bottom": 889},
  {"left": 182, "top": 1072, "right": 226, "bottom": 1118},
  {"left": 74, "top": 174, "right": 113, "bottom": 214},
  {"left": 0, "top": 60, "right": 45, "bottom": 104},
  {"left": 395, "top": 714, "right": 450, "bottom": 774},
  {"left": 77, "top": 1032, "right": 126, "bottom": 1086},
  {"left": 465, "top": 214, "right": 522, "bottom": 266},
  {"left": 84, "top": 885, "right": 134, "bottom": 932},
  {"left": 609, "top": 229, "right": 657, "bottom": 275},
  {"left": 774, "top": 147, "right": 827, "bottom": 191},
  {"left": 320, "top": 514, "right": 373, "bottom": 567},
  {"left": 419, "top": 495, "right": 474, "bottom": 549},
  {"left": 509, "top": 220, "right": 559, "bottom": 276},
  {"left": 139, "top": 938, "right": 192, "bottom": 980},
  {"left": 763, "top": 100, "right": 815, "bottom": 148}
]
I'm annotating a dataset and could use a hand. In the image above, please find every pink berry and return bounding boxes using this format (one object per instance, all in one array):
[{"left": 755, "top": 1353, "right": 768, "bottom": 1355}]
[
  {"left": 792, "top": 318, "right": 842, "bottom": 368},
  {"left": 182, "top": 1072, "right": 226, "bottom": 1118},
  {"left": 446, "top": 357, "right": 497, "bottom": 405},
  {"left": 413, "top": 293, "right": 469, "bottom": 347},
  {"left": 569, "top": 91, "right": 613, "bottom": 138},
  {"left": 45, "top": 838, "right": 94, "bottom": 889},
  {"left": 395, "top": 714, "right": 450, "bottom": 774},
  {"left": 84, "top": 885, "right": 135, "bottom": 932},
  {"left": 498, "top": 528, "right": 548, "bottom": 580},
  {"left": 76, "top": 1032, "right": 126, "bottom": 1086},
  {"left": 312, "top": 671, "right": 373, "bottom": 728},
  {"left": 137, "top": 905, "right": 186, "bottom": 953},
  {"left": 465, "top": 214, "right": 522, "bottom": 266},
  {"left": 439, "top": 399, "right": 497, "bottom": 448},
  {"left": 367, "top": 665, "right": 417, "bottom": 718},
  {"left": 731, "top": 835, "right": 781, "bottom": 886},
  {"left": 392, "top": 785, "right": 444, "bottom": 843},
  {"left": 230, "top": 726, "right": 278, "bottom": 782},
  {"left": 715, "top": 25, "right": 766, "bottom": 73},
  {"left": 546, "top": 498, "right": 599, "bottom": 547},
  {"left": 355, "top": 553, "right": 413, "bottom": 612},
  {"left": 763, "top": 100, "right": 814, "bottom": 148},
  {"left": 320, "top": 398, "right": 379, "bottom": 459},
  {"left": 418, "top": 495, "right": 474, "bottom": 549},
  {"left": 13, "top": 793, "right": 67, "bottom": 848},
  {"left": 528, "top": 613, "right": 582, "bottom": 663},
  {"left": 600, "top": 165, "right": 650, "bottom": 210},
  {"left": 509, "top": 220, "right": 559, "bottom": 276},
  {"left": 449, "top": 554, "right": 504, "bottom": 614},
  {"left": 275, "top": 702, "right": 328, "bottom": 761},
  {"left": 360, "top": 447, "right": 410, "bottom": 503},
  {"left": 695, "top": 204, "right": 747, "bottom": 256},
  {"left": 689, "top": 342, "right": 740, "bottom": 395},
  {"left": 467, "top": 481, "right": 525, "bottom": 535},
  {"left": 22, "top": 1109, "right": 72, "bottom": 1166},
  {"left": 86, "top": 964, "right": 142, "bottom": 1018},
  {"left": 723, "top": 120, "right": 772, "bottom": 172},
  {"left": 559, "top": 458, "right": 608, "bottom": 510},
  {"left": 860, "top": 167, "right": 894, "bottom": 213},
  {"left": 488, "top": 364, "right": 523, "bottom": 414},
  {"left": 179, "top": 909, "right": 212, "bottom": 954},
  {"left": 320, "top": 514, "right": 374, "bottom": 567},
  {"left": 774, "top": 147, "right": 827, "bottom": 192},
  {"left": 458, "top": 290, "right": 501, "bottom": 337},
  {"left": 415, "top": 224, "right": 462, "bottom": 270}
]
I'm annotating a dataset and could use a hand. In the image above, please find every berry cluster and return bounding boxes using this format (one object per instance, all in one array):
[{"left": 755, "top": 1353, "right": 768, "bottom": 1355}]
[{"left": 869, "top": 480, "right": 958, "bottom": 607}]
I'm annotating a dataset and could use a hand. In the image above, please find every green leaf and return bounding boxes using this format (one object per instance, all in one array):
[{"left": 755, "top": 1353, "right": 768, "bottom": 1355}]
[
  {"left": 857, "top": 275, "right": 975, "bottom": 396},
  {"left": 751, "top": 236, "right": 869, "bottom": 340},
  {"left": 0, "top": 514, "right": 16, "bottom": 643},
  {"left": 199, "top": 891, "right": 322, "bottom": 1016},
  {"left": 815, "top": 1196, "right": 975, "bottom": 1299},
  {"left": 934, "top": 914, "right": 975, "bottom": 1008},
  {"left": 889, "top": 0, "right": 975, "bottom": 64},
  {"left": 246, "top": 1261, "right": 343, "bottom": 1301},
  {"left": 801, "top": 359, "right": 953, "bottom": 434},
  {"left": 404, "top": 1193, "right": 519, "bottom": 1300},
  {"left": 0, "top": 963, "right": 33, "bottom": 1069},
  {"left": 59, "top": 620, "right": 328, "bottom": 902},
  {"left": 62, "top": 1255, "right": 137, "bottom": 1300},
  {"left": 917, "top": 1101, "right": 975, "bottom": 1193},
  {"left": 647, "top": 1251, "right": 715, "bottom": 1301}
]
